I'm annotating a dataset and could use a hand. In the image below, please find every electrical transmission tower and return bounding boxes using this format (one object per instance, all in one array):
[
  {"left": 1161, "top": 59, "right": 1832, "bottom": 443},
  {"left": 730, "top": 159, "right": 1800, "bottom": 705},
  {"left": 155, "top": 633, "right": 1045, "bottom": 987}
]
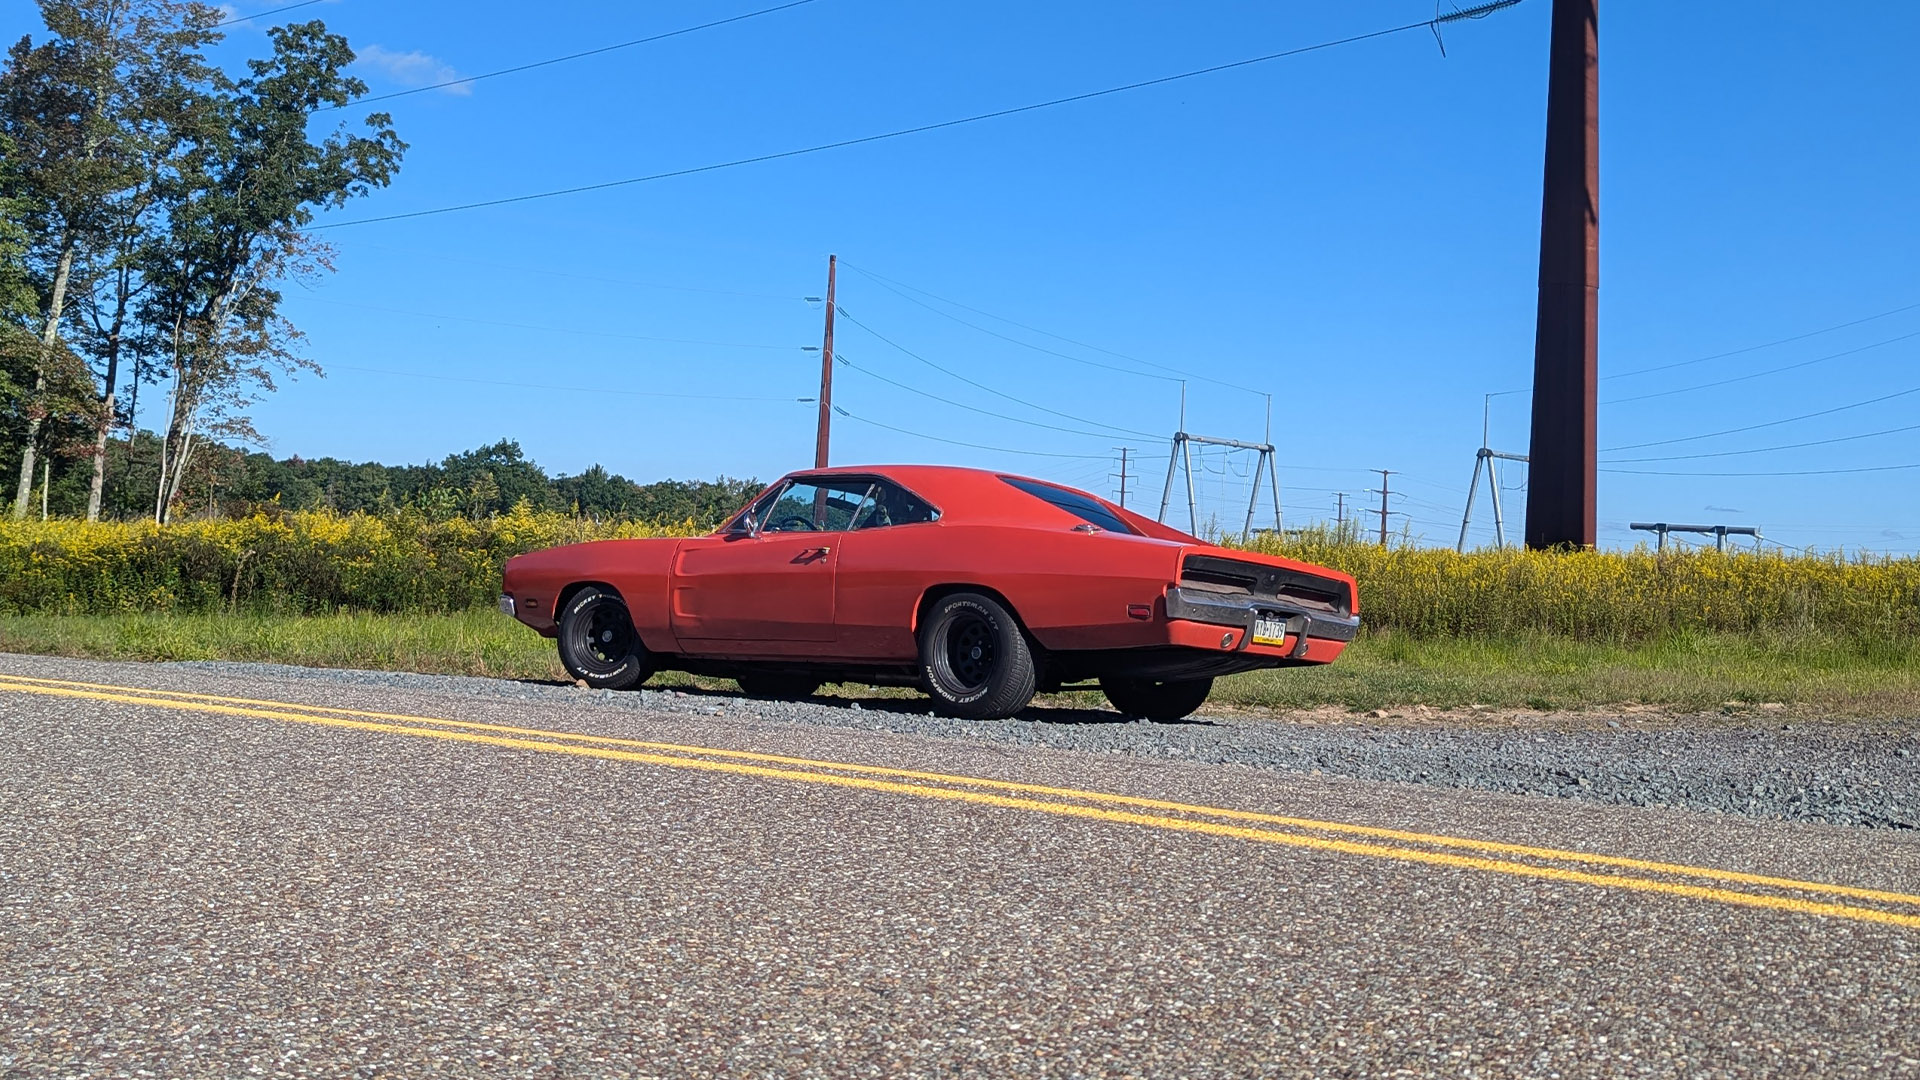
[
  {"left": 1369, "top": 470, "right": 1395, "bottom": 546},
  {"left": 1154, "top": 388, "right": 1281, "bottom": 541},
  {"left": 1458, "top": 396, "right": 1530, "bottom": 551}
]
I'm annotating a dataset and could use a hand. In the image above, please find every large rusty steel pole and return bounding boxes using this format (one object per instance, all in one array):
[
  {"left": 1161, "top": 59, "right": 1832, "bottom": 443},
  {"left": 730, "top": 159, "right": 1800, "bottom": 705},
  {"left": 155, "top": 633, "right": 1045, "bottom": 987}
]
[{"left": 1524, "top": 0, "right": 1598, "bottom": 549}]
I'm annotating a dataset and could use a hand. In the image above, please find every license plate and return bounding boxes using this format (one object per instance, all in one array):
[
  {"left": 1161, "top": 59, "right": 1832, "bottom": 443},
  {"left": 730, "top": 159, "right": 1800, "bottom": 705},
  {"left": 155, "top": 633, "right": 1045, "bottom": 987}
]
[{"left": 1252, "top": 615, "right": 1288, "bottom": 647}]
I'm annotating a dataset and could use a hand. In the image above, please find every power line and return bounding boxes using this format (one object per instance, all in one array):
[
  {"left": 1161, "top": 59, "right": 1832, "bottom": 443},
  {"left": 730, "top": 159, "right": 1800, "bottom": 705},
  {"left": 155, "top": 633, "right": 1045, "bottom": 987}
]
[
  {"left": 1603, "top": 462, "right": 1920, "bottom": 478},
  {"left": 1603, "top": 421, "right": 1920, "bottom": 463},
  {"left": 835, "top": 356, "right": 1138, "bottom": 441},
  {"left": 834, "top": 408, "right": 1111, "bottom": 460},
  {"left": 841, "top": 261, "right": 1263, "bottom": 394},
  {"left": 216, "top": 0, "right": 326, "bottom": 28},
  {"left": 312, "top": 2, "right": 1526, "bottom": 230},
  {"left": 351, "top": 242, "right": 809, "bottom": 300},
  {"left": 1602, "top": 384, "right": 1920, "bottom": 452},
  {"left": 297, "top": 295, "right": 804, "bottom": 350},
  {"left": 833, "top": 307, "right": 1158, "bottom": 438},
  {"left": 322, "top": 1, "right": 822, "bottom": 110},
  {"left": 1605, "top": 300, "right": 1920, "bottom": 381},
  {"left": 1603, "top": 328, "right": 1920, "bottom": 406},
  {"left": 1488, "top": 298, "right": 1920, "bottom": 398},
  {"left": 331, "top": 364, "right": 811, "bottom": 403}
]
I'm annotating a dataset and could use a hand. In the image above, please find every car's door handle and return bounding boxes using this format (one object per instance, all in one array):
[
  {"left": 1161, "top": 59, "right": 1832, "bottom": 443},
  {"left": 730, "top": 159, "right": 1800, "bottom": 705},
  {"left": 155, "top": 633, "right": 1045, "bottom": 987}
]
[{"left": 793, "top": 545, "right": 832, "bottom": 563}]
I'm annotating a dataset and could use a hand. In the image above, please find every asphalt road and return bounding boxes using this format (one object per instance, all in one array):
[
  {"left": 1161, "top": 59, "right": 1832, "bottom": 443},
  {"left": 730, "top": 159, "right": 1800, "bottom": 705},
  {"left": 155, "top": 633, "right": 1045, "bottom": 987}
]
[{"left": 2, "top": 655, "right": 1917, "bottom": 1078}]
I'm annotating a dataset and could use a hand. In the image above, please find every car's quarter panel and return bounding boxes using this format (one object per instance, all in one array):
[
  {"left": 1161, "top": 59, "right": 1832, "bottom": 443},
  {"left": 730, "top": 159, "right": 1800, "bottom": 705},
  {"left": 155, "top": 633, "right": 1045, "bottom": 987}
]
[
  {"left": 830, "top": 524, "right": 1185, "bottom": 659},
  {"left": 669, "top": 534, "right": 837, "bottom": 646},
  {"left": 500, "top": 539, "right": 680, "bottom": 649}
]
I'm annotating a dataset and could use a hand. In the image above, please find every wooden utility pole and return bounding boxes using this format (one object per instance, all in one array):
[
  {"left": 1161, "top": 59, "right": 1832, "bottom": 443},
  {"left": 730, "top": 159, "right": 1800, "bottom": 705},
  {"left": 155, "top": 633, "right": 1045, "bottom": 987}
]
[
  {"left": 1115, "top": 447, "right": 1131, "bottom": 508},
  {"left": 1524, "top": 0, "right": 1599, "bottom": 549},
  {"left": 813, "top": 255, "right": 837, "bottom": 469}
]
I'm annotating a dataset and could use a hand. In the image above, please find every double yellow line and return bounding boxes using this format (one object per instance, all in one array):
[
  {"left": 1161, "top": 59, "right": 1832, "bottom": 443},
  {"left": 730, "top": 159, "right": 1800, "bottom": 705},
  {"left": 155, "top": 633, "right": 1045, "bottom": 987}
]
[{"left": 3, "top": 671, "right": 1917, "bottom": 929}]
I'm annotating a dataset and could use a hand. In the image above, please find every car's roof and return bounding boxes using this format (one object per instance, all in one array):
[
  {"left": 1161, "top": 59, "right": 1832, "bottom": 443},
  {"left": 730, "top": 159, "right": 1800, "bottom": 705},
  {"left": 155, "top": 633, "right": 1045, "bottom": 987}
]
[{"left": 785, "top": 464, "right": 1194, "bottom": 540}]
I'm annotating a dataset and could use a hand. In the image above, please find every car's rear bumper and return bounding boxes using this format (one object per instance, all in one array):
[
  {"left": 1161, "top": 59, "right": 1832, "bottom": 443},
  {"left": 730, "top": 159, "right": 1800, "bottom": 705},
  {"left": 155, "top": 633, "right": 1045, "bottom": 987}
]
[{"left": 1163, "top": 585, "right": 1360, "bottom": 658}]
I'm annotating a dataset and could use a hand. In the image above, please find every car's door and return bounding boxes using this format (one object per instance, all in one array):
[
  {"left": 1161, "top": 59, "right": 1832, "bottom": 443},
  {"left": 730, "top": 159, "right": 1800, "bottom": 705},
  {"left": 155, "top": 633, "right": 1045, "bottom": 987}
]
[
  {"left": 669, "top": 478, "right": 874, "bottom": 645},
  {"left": 832, "top": 479, "right": 945, "bottom": 660}
]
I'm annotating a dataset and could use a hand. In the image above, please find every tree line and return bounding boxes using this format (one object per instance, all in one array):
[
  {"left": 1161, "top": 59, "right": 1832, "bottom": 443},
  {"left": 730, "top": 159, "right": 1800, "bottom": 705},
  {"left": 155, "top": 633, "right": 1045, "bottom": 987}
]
[
  {"left": 1, "top": 0, "right": 403, "bottom": 523},
  {"left": 32, "top": 433, "right": 766, "bottom": 529}
]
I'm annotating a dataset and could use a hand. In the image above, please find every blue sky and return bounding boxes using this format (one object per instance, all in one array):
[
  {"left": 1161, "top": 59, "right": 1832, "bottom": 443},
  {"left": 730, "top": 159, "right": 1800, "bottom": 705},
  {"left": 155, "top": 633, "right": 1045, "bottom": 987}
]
[{"left": 11, "top": 1, "right": 1916, "bottom": 552}]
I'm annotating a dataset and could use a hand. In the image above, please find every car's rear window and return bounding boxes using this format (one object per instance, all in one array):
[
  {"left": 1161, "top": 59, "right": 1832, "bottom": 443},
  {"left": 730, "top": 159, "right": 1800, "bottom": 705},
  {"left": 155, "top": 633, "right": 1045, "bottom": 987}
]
[{"left": 1001, "top": 477, "right": 1138, "bottom": 534}]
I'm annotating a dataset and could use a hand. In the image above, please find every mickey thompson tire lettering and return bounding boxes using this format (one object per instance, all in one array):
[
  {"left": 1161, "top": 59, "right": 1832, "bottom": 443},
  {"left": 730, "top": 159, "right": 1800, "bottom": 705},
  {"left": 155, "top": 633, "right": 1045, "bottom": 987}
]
[{"left": 918, "top": 592, "right": 1037, "bottom": 721}]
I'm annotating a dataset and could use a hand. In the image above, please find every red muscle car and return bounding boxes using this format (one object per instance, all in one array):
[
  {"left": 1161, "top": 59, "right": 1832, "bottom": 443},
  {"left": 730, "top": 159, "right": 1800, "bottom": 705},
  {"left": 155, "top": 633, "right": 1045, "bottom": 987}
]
[{"left": 501, "top": 465, "right": 1359, "bottom": 721}]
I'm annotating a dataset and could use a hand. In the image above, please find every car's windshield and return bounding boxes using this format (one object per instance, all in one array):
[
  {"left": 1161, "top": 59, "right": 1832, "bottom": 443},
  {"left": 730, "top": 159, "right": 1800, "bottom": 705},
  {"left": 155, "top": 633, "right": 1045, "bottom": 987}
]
[{"left": 745, "top": 479, "right": 875, "bottom": 533}]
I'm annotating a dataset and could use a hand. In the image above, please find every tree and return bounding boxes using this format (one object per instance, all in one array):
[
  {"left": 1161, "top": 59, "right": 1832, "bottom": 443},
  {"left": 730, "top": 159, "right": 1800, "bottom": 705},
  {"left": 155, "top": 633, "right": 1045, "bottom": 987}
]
[
  {"left": 65, "top": 2, "right": 220, "bottom": 520},
  {"left": 0, "top": 4, "right": 120, "bottom": 516},
  {"left": 144, "top": 19, "right": 403, "bottom": 522}
]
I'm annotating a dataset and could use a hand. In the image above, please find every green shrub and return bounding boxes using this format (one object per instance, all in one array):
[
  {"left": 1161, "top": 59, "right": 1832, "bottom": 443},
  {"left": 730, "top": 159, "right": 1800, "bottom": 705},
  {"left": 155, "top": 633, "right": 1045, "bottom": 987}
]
[
  {"left": 1236, "top": 531, "right": 1920, "bottom": 644},
  {"left": 0, "top": 504, "right": 695, "bottom": 615}
]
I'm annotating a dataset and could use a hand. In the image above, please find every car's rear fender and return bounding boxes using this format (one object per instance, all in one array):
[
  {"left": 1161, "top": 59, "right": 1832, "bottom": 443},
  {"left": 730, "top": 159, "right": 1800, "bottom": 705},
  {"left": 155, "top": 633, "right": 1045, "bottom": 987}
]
[{"left": 912, "top": 583, "right": 1036, "bottom": 642}]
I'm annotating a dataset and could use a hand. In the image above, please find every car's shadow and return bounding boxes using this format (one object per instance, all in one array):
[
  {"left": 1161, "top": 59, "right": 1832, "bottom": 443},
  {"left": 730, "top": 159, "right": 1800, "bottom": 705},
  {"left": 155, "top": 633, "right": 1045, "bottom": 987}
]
[{"left": 523, "top": 679, "right": 1218, "bottom": 727}]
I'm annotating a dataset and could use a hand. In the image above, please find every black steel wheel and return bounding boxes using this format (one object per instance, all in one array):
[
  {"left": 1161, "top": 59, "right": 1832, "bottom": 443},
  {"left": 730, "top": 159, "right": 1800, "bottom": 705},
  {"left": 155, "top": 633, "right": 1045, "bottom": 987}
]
[
  {"left": 735, "top": 673, "right": 821, "bottom": 701},
  {"left": 1099, "top": 676, "right": 1214, "bottom": 722},
  {"left": 918, "top": 592, "right": 1036, "bottom": 720},
  {"left": 558, "top": 586, "right": 651, "bottom": 690}
]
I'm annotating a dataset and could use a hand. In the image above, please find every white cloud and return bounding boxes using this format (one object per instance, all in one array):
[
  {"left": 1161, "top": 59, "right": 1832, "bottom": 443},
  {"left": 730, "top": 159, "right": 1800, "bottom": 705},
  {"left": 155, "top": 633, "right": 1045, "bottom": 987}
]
[{"left": 354, "top": 45, "right": 470, "bottom": 96}]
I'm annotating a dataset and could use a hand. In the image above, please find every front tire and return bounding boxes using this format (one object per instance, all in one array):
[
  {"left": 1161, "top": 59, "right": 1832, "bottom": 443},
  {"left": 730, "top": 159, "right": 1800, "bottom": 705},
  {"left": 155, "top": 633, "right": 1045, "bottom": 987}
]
[
  {"left": 1100, "top": 676, "right": 1213, "bottom": 721},
  {"left": 558, "top": 586, "right": 651, "bottom": 690},
  {"left": 919, "top": 592, "right": 1037, "bottom": 720}
]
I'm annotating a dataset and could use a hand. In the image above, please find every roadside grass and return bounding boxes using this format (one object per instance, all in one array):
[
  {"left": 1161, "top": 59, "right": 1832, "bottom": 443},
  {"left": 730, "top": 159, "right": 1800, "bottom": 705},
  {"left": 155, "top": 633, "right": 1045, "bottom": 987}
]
[{"left": 2, "top": 611, "right": 1914, "bottom": 717}]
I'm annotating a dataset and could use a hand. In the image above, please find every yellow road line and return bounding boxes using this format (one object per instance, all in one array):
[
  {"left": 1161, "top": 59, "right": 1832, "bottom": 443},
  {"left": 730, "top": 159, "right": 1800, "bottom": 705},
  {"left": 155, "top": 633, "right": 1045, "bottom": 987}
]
[
  {"left": 3, "top": 671, "right": 1918, "bottom": 911},
  {"left": 1, "top": 677, "right": 1918, "bottom": 929}
]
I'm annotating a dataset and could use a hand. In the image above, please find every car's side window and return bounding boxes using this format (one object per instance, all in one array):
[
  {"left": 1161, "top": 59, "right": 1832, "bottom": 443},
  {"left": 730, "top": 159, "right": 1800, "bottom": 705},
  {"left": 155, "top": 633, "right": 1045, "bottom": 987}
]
[
  {"left": 851, "top": 480, "right": 940, "bottom": 530},
  {"left": 759, "top": 480, "right": 874, "bottom": 533}
]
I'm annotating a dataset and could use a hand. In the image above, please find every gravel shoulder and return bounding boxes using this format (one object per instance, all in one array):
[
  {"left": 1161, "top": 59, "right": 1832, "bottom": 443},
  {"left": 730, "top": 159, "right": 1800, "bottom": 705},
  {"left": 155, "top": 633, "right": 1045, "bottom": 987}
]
[{"left": 8, "top": 652, "right": 1915, "bottom": 831}]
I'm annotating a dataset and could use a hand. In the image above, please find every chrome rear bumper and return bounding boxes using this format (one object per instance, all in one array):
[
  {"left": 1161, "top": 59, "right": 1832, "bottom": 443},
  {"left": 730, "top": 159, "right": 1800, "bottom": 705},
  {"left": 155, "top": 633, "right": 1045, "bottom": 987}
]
[{"left": 1163, "top": 585, "right": 1360, "bottom": 657}]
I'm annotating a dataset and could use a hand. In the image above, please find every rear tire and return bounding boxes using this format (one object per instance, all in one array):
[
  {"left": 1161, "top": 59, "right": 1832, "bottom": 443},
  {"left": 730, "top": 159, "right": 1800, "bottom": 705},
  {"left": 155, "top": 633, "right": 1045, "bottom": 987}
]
[
  {"left": 1100, "top": 676, "right": 1213, "bottom": 722},
  {"left": 735, "top": 673, "right": 821, "bottom": 701},
  {"left": 558, "top": 586, "right": 651, "bottom": 691},
  {"left": 918, "top": 592, "right": 1037, "bottom": 720}
]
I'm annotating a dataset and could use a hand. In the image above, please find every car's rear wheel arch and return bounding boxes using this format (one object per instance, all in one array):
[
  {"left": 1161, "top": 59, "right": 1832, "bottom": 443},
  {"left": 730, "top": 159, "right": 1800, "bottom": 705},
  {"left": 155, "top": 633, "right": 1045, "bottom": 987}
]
[{"left": 914, "top": 584, "right": 1036, "bottom": 644}]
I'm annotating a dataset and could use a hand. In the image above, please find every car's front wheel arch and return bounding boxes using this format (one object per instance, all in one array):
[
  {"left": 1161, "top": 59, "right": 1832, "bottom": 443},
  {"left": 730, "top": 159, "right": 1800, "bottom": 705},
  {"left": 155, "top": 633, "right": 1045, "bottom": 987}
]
[{"left": 556, "top": 583, "right": 652, "bottom": 691}]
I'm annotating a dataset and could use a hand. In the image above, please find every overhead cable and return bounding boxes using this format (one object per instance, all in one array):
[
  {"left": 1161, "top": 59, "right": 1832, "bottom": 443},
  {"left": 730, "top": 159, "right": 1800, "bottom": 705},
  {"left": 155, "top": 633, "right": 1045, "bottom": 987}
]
[
  {"left": 841, "top": 261, "right": 1265, "bottom": 395},
  {"left": 836, "top": 357, "right": 1141, "bottom": 441},
  {"left": 1605, "top": 300, "right": 1920, "bottom": 381},
  {"left": 833, "top": 308, "right": 1159, "bottom": 439},
  {"left": 1602, "top": 421, "right": 1920, "bottom": 463},
  {"left": 1487, "top": 298, "right": 1920, "bottom": 398},
  {"left": 351, "top": 242, "right": 809, "bottom": 301},
  {"left": 325, "top": 0, "right": 823, "bottom": 110},
  {"left": 312, "top": 1, "right": 1526, "bottom": 229},
  {"left": 333, "top": 364, "right": 810, "bottom": 402},
  {"left": 834, "top": 408, "right": 1112, "bottom": 460},
  {"left": 1604, "top": 329, "right": 1920, "bottom": 406},
  {"left": 216, "top": 0, "right": 325, "bottom": 27},
  {"left": 299, "top": 296, "right": 803, "bottom": 350},
  {"left": 1602, "top": 462, "right": 1920, "bottom": 478},
  {"left": 1601, "top": 384, "right": 1920, "bottom": 452}
]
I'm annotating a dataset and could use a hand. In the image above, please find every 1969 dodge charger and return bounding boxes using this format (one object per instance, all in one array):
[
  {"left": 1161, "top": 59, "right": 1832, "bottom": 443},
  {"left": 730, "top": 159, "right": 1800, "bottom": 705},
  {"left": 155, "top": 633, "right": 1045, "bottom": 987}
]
[{"left": 501, "top": 465, "right": 1359, "bottom": 721}]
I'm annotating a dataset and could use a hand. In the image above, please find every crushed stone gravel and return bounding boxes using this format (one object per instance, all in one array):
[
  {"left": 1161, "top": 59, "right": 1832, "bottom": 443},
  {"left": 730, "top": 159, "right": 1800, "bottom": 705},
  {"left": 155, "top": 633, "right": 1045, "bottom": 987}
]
[{"left": 147, "top": 659, "right": 1920, "bottom": 831}]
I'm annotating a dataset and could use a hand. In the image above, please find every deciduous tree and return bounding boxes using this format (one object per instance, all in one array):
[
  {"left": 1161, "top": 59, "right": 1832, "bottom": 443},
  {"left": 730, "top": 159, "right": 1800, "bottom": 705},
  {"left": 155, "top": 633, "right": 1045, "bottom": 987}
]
[{"left": 145, "top": 18, "right": 403, "bottom": 522}]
